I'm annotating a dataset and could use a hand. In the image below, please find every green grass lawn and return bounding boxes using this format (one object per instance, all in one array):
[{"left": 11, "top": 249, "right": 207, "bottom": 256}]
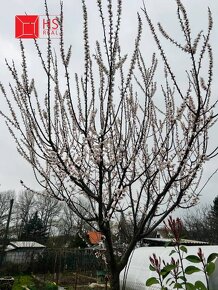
[{"left": 12, "top": 275, "right": 36, "bottom": 289}]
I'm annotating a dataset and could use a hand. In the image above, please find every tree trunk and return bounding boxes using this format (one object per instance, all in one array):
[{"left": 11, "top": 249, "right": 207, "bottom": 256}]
[{"left": 110, "top": 271, "right": 120, "bottom": 290}]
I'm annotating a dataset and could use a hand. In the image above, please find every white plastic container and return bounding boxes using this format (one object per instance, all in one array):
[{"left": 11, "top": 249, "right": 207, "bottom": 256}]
[{"left": 120, "top": 246, "right": 218, "bottom": 290}]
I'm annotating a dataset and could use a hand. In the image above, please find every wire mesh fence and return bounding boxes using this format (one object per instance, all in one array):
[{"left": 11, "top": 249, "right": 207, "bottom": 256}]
[{"left": 0, "top": 248, "right": 105, "bottom": 275}]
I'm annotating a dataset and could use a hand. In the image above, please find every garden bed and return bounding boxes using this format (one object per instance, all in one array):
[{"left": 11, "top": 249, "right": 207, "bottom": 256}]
[
  {"left": 10, "top": 272, "right": 109, "bottom": 289},
  {"left": 36, "top": 271, "right": 109, "bottom": 289},
  {"left": 12, "top": 275, "right": 58, "bottom": 290}
]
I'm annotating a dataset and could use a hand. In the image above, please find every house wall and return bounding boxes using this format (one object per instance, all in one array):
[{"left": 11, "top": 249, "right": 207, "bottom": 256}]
[{"left": 4, "top": 249, "right": 43, "bottom": 264}]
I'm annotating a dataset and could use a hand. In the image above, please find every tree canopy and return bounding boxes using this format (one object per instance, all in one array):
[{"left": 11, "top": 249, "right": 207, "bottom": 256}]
[{"left": 0, "top": 0, "right": 217, "bottom": 289}]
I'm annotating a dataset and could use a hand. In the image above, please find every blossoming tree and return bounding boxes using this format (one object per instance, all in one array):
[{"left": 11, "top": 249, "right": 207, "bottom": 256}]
[{"left": 0, "top": 0, "right": 217, "bottom": 288}]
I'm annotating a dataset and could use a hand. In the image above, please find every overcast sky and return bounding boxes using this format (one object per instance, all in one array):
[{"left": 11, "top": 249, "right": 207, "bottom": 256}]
[{"left": 0, "top": 0, "right": 217, "bottom": 209}]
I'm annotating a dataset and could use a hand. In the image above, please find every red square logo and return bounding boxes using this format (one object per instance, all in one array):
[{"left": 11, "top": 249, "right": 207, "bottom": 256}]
[{"left": 15, "top": 15, "right": 39, "bottom": 38}]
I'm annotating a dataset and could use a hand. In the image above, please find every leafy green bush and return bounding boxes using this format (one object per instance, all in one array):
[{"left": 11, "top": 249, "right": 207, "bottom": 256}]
[{"left": 12, "top": 275, "right": 34, "bottom": 290}]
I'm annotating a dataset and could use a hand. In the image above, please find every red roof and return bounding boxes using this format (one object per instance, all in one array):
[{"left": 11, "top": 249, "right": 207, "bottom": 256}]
[{"left": 87, "top": 231, "right": 103, "bottom": 245}]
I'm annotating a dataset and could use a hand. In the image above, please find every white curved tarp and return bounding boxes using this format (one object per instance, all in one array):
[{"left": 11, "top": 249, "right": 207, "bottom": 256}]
[{"left": 120, "top": 246, "right": 218, "bottom": 290}]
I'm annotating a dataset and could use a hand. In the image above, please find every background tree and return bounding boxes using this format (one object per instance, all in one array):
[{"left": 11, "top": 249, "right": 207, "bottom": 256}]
[
  {"left": 56, "top": 199, "right": 91, "bottom": 248},
  {"left": 183, "top": 205, "right": 211, "bottom": 243},
  {"left": 208, "top": 196, "right": 218, "bottom": 243},
  {"left": 117, "top": 210, "right": 132, "bottom": 247},
  {"left": 0, "top": 0, "right": 217, "bottom": 289},
  {"left": 183, "top": 196, "right": 218, "bottom": 244},
  {"left": 35, "top": 193, "right": 62, "bottom": 236},
  {"left": 14, "top": 190, "right": 36, "bottom": 239},
  {"left": 20, "top": 211, "right": 48, "bottom": 244},
  {"left": 14, "top": 190, "right": 62, "bottom": 240},
  {"left": 57, "top": 204, "right": 76, "bottom": 238},
  {"left": 0, "top": 190, "right": 15, "bottom": 240}
]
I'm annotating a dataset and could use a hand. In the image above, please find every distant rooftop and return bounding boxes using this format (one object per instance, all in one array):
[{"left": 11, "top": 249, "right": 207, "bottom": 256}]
[
  {"left": 5, "top": 241, "right": 45, "bottom": 251},
  {"left": 144, "top": 237, "right": 209, "bottom": 246}
]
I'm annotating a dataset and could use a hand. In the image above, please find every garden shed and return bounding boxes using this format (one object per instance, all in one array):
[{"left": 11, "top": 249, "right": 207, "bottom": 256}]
[
  {"left": 4, "top": 241, "right": 45, "bottom": 264},
  {"left": 120, "top": 245, "right": 218, "bottom": 290}
]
